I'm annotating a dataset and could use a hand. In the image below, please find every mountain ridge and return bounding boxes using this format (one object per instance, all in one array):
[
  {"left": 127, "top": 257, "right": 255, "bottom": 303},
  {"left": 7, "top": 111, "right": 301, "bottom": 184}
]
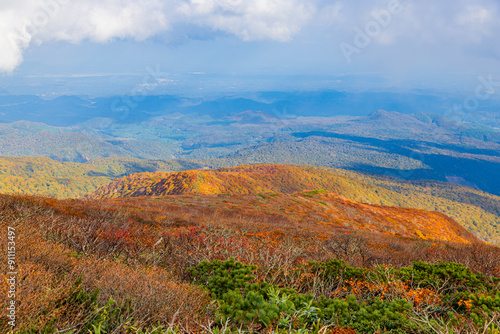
[
  {"left": 2, "top": 158, "right": 499, "bottom": 243},
  {"left": 85, "top": 188, "right": 480, "bottom": 244},
  {"left": 83, "top": 164, "right": 488, "bottom": 244}
]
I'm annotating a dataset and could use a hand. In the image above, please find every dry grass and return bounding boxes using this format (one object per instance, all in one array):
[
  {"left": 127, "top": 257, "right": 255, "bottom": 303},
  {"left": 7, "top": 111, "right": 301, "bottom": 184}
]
[{"left": 0, "top": 193, "right": 499, "bottom": 332}]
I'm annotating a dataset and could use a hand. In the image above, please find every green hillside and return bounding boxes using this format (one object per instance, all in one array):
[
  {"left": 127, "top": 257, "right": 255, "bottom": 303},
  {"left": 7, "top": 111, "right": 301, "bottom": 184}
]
[
  {"left": 2, "top": 110, "right": 499, "bottom": 196},
  {"left": 0, "top": 156, "right": 210, "bottom": 198}
]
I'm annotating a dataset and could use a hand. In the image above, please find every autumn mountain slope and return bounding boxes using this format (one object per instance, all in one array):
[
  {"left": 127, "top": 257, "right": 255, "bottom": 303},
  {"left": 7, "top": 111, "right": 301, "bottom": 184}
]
[
  {"left": 1, "top": 158, "right": 498, "bottom": 242},
  {"left": 0, "top": 156, "right": 211, "bottom": 198},
  {"left": 85, "top": 164, "right": 487, "bottom": 244},
  {"left": 1, "top": 191, "right": 498, "bottom": 333},
  {"left": 85, "top": 164, "right": 370, "bottom": 198},
  {"left": 96, "top": 190, "right": 479, "bottom": 244},
  {"left": 84, "top": 164, "right": 500, "bottom": 243}
]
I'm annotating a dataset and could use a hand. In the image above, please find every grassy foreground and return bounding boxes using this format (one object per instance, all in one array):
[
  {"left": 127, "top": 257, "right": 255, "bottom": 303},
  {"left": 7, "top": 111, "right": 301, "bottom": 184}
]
[{"left": 0, "top": 194, "right": 499, "bottom": 333}]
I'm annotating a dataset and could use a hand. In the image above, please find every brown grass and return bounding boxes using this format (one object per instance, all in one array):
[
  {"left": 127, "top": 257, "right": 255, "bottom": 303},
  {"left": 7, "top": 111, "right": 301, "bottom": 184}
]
[{"left": 0, "top": 193, "right": 499, "bottom": 332}]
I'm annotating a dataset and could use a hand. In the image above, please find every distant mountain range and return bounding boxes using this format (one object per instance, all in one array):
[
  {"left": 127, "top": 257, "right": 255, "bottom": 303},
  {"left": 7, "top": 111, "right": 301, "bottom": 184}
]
[
  {"left": 1, "top": 94, "right": 499, "bottom": 194},
  {"left": 1, "top": 91, "right": 499, "bottom": 126}
]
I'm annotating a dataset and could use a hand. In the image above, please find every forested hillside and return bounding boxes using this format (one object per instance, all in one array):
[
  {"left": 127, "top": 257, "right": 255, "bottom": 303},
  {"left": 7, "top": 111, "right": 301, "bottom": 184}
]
[
  {"left": 1, "top": 107, "right": 499, "bottom": 196},
  {"left": 0, "top": 156, "right": 212, "bottom": 198}
]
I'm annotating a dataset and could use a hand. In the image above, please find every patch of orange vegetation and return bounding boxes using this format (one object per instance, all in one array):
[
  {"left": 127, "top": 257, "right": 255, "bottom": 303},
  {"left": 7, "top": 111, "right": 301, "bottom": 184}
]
[{"left": 84, "top": 164, "right": 479, "bottom": 244}]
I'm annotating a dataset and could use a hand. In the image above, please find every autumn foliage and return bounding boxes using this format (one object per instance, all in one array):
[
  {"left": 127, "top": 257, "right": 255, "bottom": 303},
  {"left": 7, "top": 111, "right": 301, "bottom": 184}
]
[
  {"left": 0, "top": 192, "right": 499, "bottom": 333},
  {"left": 84, "top": 164, "right": 500, "bottom": 244}
]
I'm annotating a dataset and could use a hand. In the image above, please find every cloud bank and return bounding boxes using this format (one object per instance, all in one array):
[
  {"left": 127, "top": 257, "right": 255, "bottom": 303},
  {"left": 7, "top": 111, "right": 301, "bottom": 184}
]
[
  {"left": 0, "top": 0, "right": 499, "bottom": 73},
  {"left": 0, "top": 0, "right": 315, "bottom": 72}
]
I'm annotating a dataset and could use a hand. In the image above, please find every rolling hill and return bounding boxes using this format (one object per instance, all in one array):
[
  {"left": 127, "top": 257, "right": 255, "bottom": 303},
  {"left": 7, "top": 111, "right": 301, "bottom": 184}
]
[
  {"left": 84, "top": 164, "right": 500, "bottom": 243},
  {"left": 0, "top": 157, "right": 498, "bottom": 242},
  {"left": 93, "top": 190, "right": 480, "bottom": 244}
]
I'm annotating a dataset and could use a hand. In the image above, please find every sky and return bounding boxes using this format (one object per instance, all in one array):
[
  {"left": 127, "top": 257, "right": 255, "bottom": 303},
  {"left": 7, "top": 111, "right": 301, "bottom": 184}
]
[{"left": 1, "top": 0, "right": 500, "bottom": 96}]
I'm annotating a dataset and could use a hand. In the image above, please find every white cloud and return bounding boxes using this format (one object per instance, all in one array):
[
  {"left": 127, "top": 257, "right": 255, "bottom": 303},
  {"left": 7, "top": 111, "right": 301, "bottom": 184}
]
[
  {"left": 45, "top": 0, "right": 172, "bottom": 43},
  {"left": 181, "top": 0, "right": 315, "bottom": 42},
  {"left": 0, "top": 0, "right": 500, "bottom": 73},
  {"left": 0, "top": 0, "right": 314, "bottom": 73},
  {"left": 457, "top": 5, "right": 492, "bottom": 25},
  {"left": 454, "top": 5, "right": 494, "bottom": 43}
]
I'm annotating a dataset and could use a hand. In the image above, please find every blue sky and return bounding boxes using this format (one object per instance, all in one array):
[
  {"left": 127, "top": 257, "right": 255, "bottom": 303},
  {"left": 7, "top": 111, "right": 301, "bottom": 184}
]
[{"left": 1, "top": 0, "right": 500, "bottom": 96}]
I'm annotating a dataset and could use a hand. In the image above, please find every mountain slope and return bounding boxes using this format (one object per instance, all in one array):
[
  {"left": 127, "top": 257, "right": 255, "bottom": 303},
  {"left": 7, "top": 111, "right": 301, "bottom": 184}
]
[
  {"left": 85, "top": 164, "right": 496, "bottom": 243},
  {"left": 0, "top": 156, "right": 214, "bottom": 198},
  {"left": 85, "top": 164, "right": 362, "bottom": 198},
  {"left": 1, "top": 191, "right": 498, "bottom": 333},
  {"left": 84, "top": 189, "right": 479, "bottom": 244},
  {"left": 2, "top": 158, "right": 498, "bottom": 243}
]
